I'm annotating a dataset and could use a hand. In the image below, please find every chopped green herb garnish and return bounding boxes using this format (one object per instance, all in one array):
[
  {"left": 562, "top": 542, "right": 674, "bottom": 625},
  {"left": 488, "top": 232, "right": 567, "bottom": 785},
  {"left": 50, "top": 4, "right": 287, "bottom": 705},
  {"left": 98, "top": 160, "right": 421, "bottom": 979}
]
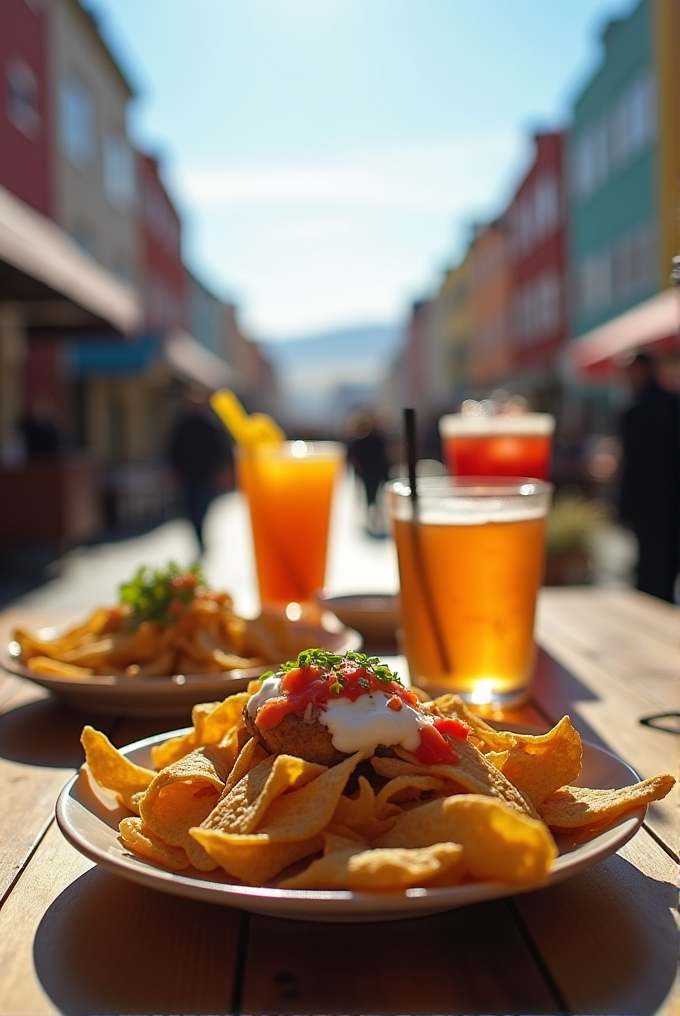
[
  {"left": 119, "top": 562, "right": 205, "bottom": 627},
  {"left": 279, "top": 648, "right": 402, "bottom": 687}
]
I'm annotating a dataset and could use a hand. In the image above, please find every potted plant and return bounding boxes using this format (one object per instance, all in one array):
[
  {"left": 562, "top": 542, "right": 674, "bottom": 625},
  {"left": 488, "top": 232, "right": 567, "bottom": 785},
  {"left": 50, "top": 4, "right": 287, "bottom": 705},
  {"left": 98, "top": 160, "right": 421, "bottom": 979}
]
[{"left": 544, "top": 492, "right": 611, "bottom": 586}]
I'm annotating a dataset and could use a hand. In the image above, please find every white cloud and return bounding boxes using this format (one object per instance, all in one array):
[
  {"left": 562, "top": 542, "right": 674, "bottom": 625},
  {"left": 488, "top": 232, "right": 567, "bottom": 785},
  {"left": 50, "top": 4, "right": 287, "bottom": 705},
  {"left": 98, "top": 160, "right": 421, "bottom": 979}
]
[
  {"left": 178, "top": 130, "right": 525, "bottom": 216},
  {"left": 176, "top": 129, "right": 527, "bottom": 336}
]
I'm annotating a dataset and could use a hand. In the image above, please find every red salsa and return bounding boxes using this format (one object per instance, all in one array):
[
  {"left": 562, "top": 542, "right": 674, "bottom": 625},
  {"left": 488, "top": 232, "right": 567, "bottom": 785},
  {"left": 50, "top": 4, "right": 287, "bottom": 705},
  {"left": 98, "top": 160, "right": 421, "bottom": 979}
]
[
  {"left": 414, "top": 717, "right": 470, "bottom": 765},
  {"left": 255, "top": 653, "right": 420, "bottom": 730},
  {"left": 253, "top": 650, "right": 470, "bottom": 764}
]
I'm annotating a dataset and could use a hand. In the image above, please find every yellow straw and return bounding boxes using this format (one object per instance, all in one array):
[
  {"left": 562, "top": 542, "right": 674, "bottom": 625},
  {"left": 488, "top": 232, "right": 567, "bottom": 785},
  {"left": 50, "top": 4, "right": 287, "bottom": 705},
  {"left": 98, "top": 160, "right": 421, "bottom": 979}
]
[{"left": 210, "top": 389, "right": 285, "bottom": 451}]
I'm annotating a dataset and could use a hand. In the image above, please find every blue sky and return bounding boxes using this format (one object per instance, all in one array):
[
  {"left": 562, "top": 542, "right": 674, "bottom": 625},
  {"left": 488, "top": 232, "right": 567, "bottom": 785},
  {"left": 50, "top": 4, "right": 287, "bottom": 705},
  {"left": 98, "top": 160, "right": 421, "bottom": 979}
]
[{"left": 88, "top": 0, "right": 636, "bottom": 340}]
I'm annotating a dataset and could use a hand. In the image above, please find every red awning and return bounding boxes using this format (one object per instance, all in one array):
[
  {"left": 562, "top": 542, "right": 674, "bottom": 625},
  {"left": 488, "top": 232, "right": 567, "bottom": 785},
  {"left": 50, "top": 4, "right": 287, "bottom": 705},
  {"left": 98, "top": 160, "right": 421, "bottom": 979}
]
[{"left": 568, "top": 289, "right": 680, "bottom": 376}]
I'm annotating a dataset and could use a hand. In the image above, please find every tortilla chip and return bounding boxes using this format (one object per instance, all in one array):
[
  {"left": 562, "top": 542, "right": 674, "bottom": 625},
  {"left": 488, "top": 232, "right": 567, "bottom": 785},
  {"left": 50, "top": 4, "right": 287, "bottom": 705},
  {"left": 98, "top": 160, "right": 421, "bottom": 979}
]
[
  {"left": 219, "top": 737, "right": 269, "bottom": 800},
  {"left": 194, "top": 692, "right": 250, "bottom": 744},
  {"left": 393, "top": 737, "right": 538, "bottom": 817},
  {"left": 280, "top": 833, "right": 465, "bottom": 890},
  {"left": 139, "top": 746, "right": 231, "bottom": 869},
  {"left": 539, "top": 773, "right": 676, "bottom": 829},
  {"left": 376, "top": 794, "right": 557, "bottom": 884},
  {"left": 332, "top": 776, "right": 400, "bottom": 840},
  {"left": 81, "top": 726, "right": 155, "bottom": 812},
  {"left": 151, "top": 729, "right": 198, "bottom": 770},
  {"left": 493, "top": 716, "right": 583, "bottom": 808},
  {"left": 426, "top": 695, "right": 517, "bottom": 752},
  {"left": 119, "top": 816, "right": 190, "bottom": 871},
  {"left": 190, "top": 828, "right": 324, "bottom": 884},
  {"left": 374, "top": 775, "right": 446, "bottom": 814},
  {"left": 201, "top": 754, "right": 326, "bottom": 835}
]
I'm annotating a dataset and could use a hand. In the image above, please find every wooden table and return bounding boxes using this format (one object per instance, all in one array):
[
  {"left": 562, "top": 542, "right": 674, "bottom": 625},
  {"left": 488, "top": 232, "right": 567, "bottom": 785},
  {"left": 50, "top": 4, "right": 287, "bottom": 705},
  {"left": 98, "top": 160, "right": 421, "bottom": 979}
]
[{"left": 0, "top": 587, "right": 677, "bottom": 1015}]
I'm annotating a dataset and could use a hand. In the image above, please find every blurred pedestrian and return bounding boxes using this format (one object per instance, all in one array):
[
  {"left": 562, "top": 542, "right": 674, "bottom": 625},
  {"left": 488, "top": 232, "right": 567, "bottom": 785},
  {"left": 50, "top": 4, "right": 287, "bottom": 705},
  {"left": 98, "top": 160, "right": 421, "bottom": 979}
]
[
  {"left": 347, "top": 410, "right": 391, "bottom": 535},
  {"left": 618, "top": 352, "right": 680, "bottom": 603},
  {"left": 169, "top": 386, "right": 232, "bottom": 555},
  {"left": 19, "top": 395, "right": 61, "bottom": 460}
]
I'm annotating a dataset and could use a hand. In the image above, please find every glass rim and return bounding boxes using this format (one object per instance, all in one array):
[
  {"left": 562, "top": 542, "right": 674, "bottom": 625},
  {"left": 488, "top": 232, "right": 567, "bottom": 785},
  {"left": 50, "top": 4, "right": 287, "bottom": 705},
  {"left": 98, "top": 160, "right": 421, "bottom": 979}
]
[
  {"left": 385, "top": 476, "right": 554, "bottom": 499},
  {"left": 235, "top": 440, "right": 345, "bottom": 459},
  {"left": 438, "top": 413, "right": 555, "bottom": 437}
]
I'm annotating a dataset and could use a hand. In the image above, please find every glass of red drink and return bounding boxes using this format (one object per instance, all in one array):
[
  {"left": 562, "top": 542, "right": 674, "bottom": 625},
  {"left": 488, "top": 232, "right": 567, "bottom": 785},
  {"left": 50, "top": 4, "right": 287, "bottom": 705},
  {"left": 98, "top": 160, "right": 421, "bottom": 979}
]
[{"left": 439, "top": 412, "right": 555, "bottom": 479}]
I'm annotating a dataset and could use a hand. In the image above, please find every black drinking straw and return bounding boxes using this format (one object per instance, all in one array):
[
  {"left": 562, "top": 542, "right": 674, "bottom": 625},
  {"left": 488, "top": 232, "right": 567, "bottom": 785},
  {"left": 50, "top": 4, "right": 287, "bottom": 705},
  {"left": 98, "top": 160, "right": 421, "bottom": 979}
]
[{"left": 403, "top": 407, "right": 451, "bottom": 674}]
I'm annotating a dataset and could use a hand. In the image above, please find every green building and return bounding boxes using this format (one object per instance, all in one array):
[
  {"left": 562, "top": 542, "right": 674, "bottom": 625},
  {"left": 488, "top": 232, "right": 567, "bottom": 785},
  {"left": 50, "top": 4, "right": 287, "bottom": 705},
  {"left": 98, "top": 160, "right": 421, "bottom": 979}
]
[
  {"left": 566, "top": 0, "right": 680, "bottom": 429},
  {"left": 569, "top": 1, "right": 660, "bottom": 340}
]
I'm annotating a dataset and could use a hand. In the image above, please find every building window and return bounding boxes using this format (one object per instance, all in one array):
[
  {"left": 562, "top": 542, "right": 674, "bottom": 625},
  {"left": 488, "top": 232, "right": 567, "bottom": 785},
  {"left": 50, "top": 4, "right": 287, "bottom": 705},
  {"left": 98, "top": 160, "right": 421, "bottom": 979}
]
[
  {"left": 612, "top": 224, "right": 656, "bottom": 302},
  {"left": 104, "top": 134, "right": 135, "bottom": 208},
  {"left": 573, "top": 68, "right": 656, "bottom": 201},
  {"left": 60, "top": 77, "right": 95, "bottom": 166},
  {"left": 579, "top": 250, "right": 612, "bottom": 316},
  {"left": 6, "top": 59, "right": 40, "bottom": 138},
  {"left": 534, "top": 176, "right": 560, "bottom": 240}
]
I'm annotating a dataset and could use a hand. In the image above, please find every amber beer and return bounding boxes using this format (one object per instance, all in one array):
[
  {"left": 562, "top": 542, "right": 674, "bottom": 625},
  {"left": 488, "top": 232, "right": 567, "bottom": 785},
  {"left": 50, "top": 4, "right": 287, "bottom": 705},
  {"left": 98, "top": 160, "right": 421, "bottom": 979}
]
[
  {"left": 386, "top": 477, "right": 552, "bottom": 707},
  {"left": 237, "top": 441, "right": 344, "bottom": 606}
]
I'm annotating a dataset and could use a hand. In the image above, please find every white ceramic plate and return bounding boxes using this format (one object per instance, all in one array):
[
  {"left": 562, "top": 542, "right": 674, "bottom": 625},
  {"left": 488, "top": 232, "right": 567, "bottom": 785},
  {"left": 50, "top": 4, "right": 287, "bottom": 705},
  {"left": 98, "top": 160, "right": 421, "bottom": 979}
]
[
  {"left": 56, "top": 732, "right": 646, "bottom": 922},
  {"left": 4, "top": 621, "right": 361, "bottom": 717}
]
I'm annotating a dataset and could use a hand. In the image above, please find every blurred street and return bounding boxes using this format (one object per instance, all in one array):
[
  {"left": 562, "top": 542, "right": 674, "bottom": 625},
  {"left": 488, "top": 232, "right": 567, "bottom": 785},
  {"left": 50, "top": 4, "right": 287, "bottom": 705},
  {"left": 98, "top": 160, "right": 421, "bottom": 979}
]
[{"left": 0, "top": 473, "right": 636, "bottom": 622}]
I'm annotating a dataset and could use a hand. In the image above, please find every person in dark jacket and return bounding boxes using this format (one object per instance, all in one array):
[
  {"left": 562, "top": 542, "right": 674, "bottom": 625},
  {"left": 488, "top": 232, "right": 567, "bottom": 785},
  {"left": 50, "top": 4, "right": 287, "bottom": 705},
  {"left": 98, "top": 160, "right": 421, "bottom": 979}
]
[
  {"left": 618, "top": 353, "right": 680, "bottom": 603},
  {"left": 169, "top": 386, "right": 231, "bottom": 554},
  {"left": 347, "top": 410, "right": 391, "bottom": 535}
]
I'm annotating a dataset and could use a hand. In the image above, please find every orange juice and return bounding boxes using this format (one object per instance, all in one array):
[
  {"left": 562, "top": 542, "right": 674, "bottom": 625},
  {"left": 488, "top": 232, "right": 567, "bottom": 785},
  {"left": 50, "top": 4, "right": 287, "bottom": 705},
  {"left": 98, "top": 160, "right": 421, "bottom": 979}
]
[
  {"left": 386, "top": 477, "right": 552, "bottom": 707},
  {"left": 237, "top": 441, "right": 344, "bottom": 606},
  {"left": 439, "top": 413, "right": 555, "bottom": 479}
]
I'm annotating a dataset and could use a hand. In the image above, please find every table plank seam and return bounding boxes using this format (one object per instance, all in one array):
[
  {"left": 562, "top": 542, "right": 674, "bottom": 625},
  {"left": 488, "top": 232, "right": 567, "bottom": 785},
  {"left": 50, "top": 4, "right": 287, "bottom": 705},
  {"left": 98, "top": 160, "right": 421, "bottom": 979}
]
[
  {"left": 230, "top": 908, "right": 251, "bottom": 1015},
  {"left": 642, "top": 817, "right": 680, "bottom": 865},
  {"left": 505, "top": 896, "right": 571, "bottom": 1015},
  {"left": 0, "top": 813, "right": 55, "bottom": 913}
]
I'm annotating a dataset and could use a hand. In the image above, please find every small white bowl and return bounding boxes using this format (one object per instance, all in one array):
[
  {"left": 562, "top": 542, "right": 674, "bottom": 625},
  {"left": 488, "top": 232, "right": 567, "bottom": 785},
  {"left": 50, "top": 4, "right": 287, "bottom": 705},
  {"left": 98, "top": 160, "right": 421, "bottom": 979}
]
[{"left": 316, "top": 592, "right": 400, "bottom": 649}]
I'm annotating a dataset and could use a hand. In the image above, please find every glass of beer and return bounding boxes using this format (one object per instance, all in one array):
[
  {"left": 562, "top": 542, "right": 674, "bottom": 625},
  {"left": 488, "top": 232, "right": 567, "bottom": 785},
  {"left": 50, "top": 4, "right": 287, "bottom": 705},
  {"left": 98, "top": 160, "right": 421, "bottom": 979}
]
[
  {"left": 439, "top": 412, "right": 555, "bottom": 479},
  {"left": 237, "top": 440, "right": 344, "bottom": 607},
  {"left": 385, "top": 476, "right": 553, "bottom": 707}
]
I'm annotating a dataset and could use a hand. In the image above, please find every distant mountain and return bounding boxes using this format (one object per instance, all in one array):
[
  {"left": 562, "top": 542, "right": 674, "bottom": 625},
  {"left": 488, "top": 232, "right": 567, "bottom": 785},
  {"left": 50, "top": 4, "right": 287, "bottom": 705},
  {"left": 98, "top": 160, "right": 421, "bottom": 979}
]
[{"left": 259, "top": 324, "right": 404, "bottom": 367}]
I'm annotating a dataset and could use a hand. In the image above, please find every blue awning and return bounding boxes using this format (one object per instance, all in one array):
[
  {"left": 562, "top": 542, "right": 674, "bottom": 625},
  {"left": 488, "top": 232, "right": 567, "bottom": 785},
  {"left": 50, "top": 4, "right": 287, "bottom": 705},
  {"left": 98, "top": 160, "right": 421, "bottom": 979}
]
[{"left": 67, "top": 333, "right": 161, "bottom": 375}]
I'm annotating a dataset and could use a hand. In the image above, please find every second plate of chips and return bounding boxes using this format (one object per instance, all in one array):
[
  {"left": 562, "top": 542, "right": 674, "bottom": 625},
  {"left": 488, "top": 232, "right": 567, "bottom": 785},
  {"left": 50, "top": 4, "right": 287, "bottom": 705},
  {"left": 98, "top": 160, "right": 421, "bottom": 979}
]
[{"left": 4, "top": 619, "right": 361, "bottom": 717}]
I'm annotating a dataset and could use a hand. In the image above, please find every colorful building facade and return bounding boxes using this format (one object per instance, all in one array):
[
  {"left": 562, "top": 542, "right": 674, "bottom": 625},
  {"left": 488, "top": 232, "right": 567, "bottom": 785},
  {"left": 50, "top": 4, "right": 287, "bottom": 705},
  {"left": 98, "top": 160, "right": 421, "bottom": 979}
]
[
  {"left": 506, "top": 132, "right": 567, "bottom": 411},
  {"left": 0, "top": 0, "right": 51, "bottom": 216},
  {"left": 568, "top": 1, "right": 661, "bottom": 340},
  {"left": 467, "top": 220, "right": 513, "bottom": 390}
]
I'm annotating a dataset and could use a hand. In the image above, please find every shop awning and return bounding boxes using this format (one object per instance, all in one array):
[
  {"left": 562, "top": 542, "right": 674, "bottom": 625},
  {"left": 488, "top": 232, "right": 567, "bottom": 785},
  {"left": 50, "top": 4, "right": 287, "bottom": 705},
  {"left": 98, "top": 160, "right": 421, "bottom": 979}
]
[
  {"left": 0, "top": 186, "right": 141, "bottom": 335},
  {"left": 164, "top": 330, "right": 242, "bottom": 390},
  {"left": 567, "top": 288, "right": 680, "bottom": 375},
  {"left": 68, "top": 329, "right": 242, "bottom": 390}
]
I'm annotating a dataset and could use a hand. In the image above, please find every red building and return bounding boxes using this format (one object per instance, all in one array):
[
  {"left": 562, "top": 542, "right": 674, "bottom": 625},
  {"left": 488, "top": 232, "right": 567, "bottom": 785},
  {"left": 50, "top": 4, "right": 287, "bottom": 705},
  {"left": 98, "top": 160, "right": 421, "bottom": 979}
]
[
  {"left": 506, "top": 132, "right": 567, "bottom": 405},
  {"left": 138, "top": 152, "right": 186, "bottom": 330},
  {"left": 0, "top": 0, "right": 51, "bottom": 215}
]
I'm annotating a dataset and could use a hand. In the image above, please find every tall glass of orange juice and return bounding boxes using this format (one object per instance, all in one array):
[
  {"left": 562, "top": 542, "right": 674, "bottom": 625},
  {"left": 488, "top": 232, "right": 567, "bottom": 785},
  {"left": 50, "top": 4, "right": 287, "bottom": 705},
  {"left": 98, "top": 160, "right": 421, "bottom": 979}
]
[
  {"left": 385, "top": 476, "right": 552, "bottom": 707},
  {"left": 439, "top": 412, "right": 555, "bottom": 479},
  {"left": 237, "top": 440, "right": 344, "bottom": 607}
]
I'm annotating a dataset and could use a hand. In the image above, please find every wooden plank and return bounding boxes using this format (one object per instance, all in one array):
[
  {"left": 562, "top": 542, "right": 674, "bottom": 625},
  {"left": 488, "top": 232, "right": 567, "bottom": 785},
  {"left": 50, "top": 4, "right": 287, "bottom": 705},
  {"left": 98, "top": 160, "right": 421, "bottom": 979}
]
[
  {"left": 538, "top": 588, "right": 680, "bottom": 711},
  {"left": 241, "top": 899, "right": 559, "bottom": 1015},
  {"left": 0, "top": 675, "right": 116, "bottom": 906},
  {"left": 514, "top": 826, "right": 679, "bottom": 1015},
  {"left": 0, "top": 821, "right": 243, "bottom": 1016},
  {"left": 531, "top": 646, "right": 679, "bottom": 856},
  {"left": 540, "top": 587, "right": 680, "bottom": 644}
]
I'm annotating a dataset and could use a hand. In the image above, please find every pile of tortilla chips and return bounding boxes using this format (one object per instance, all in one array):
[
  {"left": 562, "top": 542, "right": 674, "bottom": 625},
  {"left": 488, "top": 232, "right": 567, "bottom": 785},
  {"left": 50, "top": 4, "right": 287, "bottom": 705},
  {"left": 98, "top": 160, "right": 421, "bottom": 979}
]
[{"left": 81, "top": 688, "right": 674, "bottom": 892}]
